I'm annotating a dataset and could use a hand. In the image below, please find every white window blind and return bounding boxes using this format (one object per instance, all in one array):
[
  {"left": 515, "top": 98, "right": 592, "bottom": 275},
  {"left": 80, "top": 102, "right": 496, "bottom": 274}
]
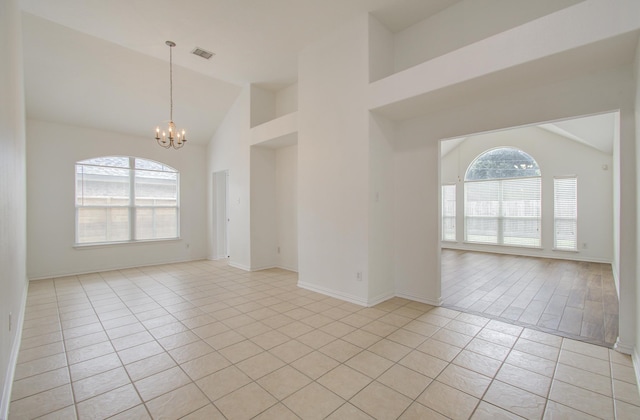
[
  {"left": 554, "top": 176, "right": 577, "bottom": 250},
  {"left": 76, "top": 157, "right": 179, "bottom": 245},
  {"left": 442, "top": 184, "right": 456, "bottom": 241},
  {"left": 464, "top": 147, "right": 541, "bottom": 248},
  {"left": 465, "top": 177, "right": 541, "bottom": 247}
]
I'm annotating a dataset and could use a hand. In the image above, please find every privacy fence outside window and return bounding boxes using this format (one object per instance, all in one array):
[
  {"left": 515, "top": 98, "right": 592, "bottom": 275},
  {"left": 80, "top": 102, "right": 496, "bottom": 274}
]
[
  {"left": 75, "top": 157, "right": 179, "bottom": 245},
  {"left": 464, "top": 147, "right": 541, "bottom": 248},
  {"left": 554, "top": 176, "right": 578, "bottom": 251}
]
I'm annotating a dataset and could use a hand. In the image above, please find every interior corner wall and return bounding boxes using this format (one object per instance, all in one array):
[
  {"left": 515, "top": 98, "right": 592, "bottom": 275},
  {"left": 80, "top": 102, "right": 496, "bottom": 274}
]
[
  {"left": 250, "top": 85, "right": 276, "bottom": 128},
  {"left": 440, "top": 126, "right": 614, "bottom": 263},
  {"left": 0, "top": 0, "right": 27, "bottom": 415},
  {"left": 207, "top": 86, "right": 252, "bottom": 270},
  {"left": 618, "top": 105, "right": 638, "bottom": 355},
  {"left": 368, "top": 113, "right": 396, "bottom": 304},
  {"left": 368, "top": 14, "right": 394, "bottom": 83},
  {"left": 392, "top": 0, "right": 583, "bottom": 73},
  {"left": 211, "top": 170, "right": 228, "bottom": 260},
  {"left": 297, "top": 14, "right": 371, "bottom": 304},
  {"left": 275, "top": 145, "right": 298, "bottom": 272},
  {"left": 634, "top": 35, "right": 640, "bottom": 366},
  {"left": 26, "top": 120, "right": 208, "bottom": 279},
  {"left": 275, "top": 84, "right": 298, "bottom": 117},
  {"left": 393, "top": 137, "right": 442, "bottom": 305},
  {"left": 250, "top": 146, "right": 278, "bottom": 270}
]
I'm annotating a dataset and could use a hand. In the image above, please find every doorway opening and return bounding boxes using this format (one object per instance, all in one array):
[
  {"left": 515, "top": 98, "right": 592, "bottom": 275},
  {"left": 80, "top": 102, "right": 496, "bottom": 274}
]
[
  {"left": 439, "top": 112, "right": 619, "bottom": 347},
  {"left": 212, "top": 170, "right": 229, "bottom": 259}
]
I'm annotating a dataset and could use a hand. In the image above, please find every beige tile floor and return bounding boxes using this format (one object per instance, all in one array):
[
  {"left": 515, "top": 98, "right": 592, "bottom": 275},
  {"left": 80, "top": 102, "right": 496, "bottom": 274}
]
[{"left": 8, "top": 260, "right": 640, "bottom": 419}]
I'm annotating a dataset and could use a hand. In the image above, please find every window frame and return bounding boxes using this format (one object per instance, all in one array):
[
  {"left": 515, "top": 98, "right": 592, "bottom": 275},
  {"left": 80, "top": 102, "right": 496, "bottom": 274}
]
[
  {"left": 463, "top": 147, "right": 542, "bottom": 248},
  {"left": 442, "top": 183, "right": 457, "bottom": 242},
  {"left": 75, "top": 156, "right": 180, "bottom": 246},
  {"left": 553, "top": 175, "right": 578, "bottom": 252}
]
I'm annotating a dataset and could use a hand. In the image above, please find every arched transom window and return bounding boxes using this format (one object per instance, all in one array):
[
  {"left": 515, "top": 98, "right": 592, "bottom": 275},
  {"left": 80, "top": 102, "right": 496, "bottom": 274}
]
[
  {"left": 464, "top": 147, "right": 541, "bottom": 247},
  {"left": 75, "top": 156, "right": 179, "bottom": 244}
]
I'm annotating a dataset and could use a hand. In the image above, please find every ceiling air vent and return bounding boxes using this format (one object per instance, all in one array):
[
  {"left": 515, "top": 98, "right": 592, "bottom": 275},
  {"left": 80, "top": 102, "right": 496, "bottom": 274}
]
[{"left": 191, "top": 47, "right": 215, "bottom": 60}]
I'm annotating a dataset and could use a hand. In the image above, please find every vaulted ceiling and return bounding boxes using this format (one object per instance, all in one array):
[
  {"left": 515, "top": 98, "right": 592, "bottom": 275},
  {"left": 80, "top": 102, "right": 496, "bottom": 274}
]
[
  {"left": 20, "top": 0, "right": 459, "bottom": 144},
  {"left": 20, "top": 0, "right": 617, "bottom": 148}
]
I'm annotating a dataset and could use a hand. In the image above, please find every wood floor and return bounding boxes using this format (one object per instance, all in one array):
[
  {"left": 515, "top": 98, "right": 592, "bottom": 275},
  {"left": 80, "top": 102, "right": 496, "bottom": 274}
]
[{"left": 441, "top": 249, "right": 618, "bottom": 347}]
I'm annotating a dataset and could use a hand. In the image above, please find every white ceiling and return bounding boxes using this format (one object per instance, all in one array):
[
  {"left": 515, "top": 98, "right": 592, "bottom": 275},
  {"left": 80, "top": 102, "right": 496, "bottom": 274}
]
[
  {"left": 18, "top": 0, "right": 621, "bottom": 150},
  {"left": 442, "top": 111, "right": 617, "bottom": 157},
  {"left": 19, "top": 0, "right": 459, "bottom": 144}
]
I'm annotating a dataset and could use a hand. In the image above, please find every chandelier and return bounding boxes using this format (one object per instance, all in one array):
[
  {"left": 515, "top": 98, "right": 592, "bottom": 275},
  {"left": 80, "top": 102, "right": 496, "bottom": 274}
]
[{"left": 155, "top": 41, "right": 187, "bottom": 149}]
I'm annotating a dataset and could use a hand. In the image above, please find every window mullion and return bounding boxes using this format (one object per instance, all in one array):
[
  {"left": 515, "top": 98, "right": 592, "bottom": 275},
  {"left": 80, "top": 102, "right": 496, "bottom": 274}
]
[
  {"left": 75, "top": 156, "right": 179, "bottom": 245},
  {"left": 498, "top": 180, "right": 504, "bottom": 245},
  {"left": 130, "top": 157, "right": 136, "bottom": 241}
]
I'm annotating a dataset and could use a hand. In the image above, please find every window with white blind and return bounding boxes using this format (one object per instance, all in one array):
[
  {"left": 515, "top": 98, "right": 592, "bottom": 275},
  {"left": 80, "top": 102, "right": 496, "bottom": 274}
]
[
  {"left": 75, "top": 157, "right": 179, "bottom": 245},
  {"left": 442, "top": 184, "right": 456, "bottom": 241},
  {"left": 464, "top": 148, "right": 541, "bottom": 247},
  {"left": 554, "top": 176, "right": 577, "bottom": 250}
]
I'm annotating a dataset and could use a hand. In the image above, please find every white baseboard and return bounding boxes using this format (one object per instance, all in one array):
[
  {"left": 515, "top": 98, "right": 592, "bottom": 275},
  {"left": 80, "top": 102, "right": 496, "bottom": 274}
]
[
  {"left": 442, "top": 243, "right": 612, "bottom": 264},
  {"left": 275, "top": 264, "right": 298, "bottom": 273},
  {"left": 28, "top": 256, "right": 208, "bottom": 281},
  {"left": 297, "top": 281, "right": 368, "bottom": 307},
  {"left": 611, "top": 263, "right": 620, "bottom": 300},
  {"left": 228, "top": 261, "right": 251, "bottom": 271},
  {"left": 249, "top": 264, "right": 299, "bottom": 273},
  {"left": 395, "top": 290, "right": 443, "bottom": 307},
  {"left": 614, "top": 337, "right": 634, "bottom": 355},
  {"left": 1, "top": 281, "right": 28, "bottom": 420},
  {"left": 632, "top": 347, "right": 640, "bottom": 401},
  {"left": 367, "top": 291, "right": 396, "bottom": 307}
]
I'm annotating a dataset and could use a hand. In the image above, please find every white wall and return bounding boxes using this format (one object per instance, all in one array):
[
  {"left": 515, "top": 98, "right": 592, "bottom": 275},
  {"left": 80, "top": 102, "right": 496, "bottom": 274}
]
[
  {"left": 211, "top": 170, "right": 228, "bottom": 260},
  {"left": 614, "top": 112, "right": 622, "bottom": 292},
  {"left": 276, "top": 83, "right": 298, "bottom": 117},
  {"left": 368, "top": 14, "right": 394, "bottom": 83},
  {"left": 393, "top": 63, "right": 636, "bottom": 343},
  {"left": 207, "top": 87, "right": 252, "bottom": 270},
  {"left": 26, "top": 120, "right": 208, "bottom": 279},
  {"left": 276, "top": 145, "right": 298, "bottom": 271},
  {"left": 394, "top": 137, "right": 442, "bottom": 305},
  {"left": 0, "top": 0, "right": 28, "bottom": 415},
  {"left": 297, "top": 14, "right": 371, "bottom": 304},
  {"left": 441, "top": 125, "right": 613, "bottom": 262},
  {"left": 209, "top": 84, "right": 298, "bottom": 272},
  {"left": 250, "top": 146, "right": 278, "bottom": 270},
  {"left": 250, "top": 85, "right": 276, "bottom": 128},
  {"left": 368, "top": 114, "right": 396, "bottom": 303},
  {"left": 617, "top": 105, "right": 638, "bottom": 355},
  {"left": 634, "top": 35, "right": 640, "bottom": 374},
  {"left": 393, "top": 0, "right": 583, "bottom": 74}
]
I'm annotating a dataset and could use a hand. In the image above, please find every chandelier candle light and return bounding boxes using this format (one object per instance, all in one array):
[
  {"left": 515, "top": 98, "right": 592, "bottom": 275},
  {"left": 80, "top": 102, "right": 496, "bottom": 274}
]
[{"left": 155, "top": 40, "right": 186, "bottom": 149}]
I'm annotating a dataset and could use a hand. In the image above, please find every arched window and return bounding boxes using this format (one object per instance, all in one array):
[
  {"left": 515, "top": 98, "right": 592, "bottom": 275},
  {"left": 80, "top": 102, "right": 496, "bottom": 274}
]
[
  {"left": 75, "top": 156, "right": 179, "bottom": 244},
  {"left": 464, "top": 147, "right": 541, "bottom": 247}
]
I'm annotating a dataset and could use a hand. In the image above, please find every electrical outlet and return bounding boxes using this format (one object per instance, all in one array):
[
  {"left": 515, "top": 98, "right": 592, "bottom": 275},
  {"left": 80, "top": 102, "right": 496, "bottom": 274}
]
[{"left": 356, "top": 272, "right": 362, "bottom": 281}]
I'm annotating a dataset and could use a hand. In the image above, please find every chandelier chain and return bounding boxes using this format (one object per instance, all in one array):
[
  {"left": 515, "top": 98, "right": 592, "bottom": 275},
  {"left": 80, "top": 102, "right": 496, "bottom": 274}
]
[
  {"left": 169, "top": 43, "right": 173, "bottom": 122},
  {"left": 154, "top": 40, "right": 186, "bottom": 149}
]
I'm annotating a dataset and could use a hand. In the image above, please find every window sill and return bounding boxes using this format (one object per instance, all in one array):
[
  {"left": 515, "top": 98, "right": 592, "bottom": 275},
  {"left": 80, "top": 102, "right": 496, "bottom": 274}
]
[
  {"left": 552, "top": 248, "right": 579, "bottom": 253},
  {"left": 74, "top": 238, "right": 182, "bottom": 250},
  {"left": 463, "top": 241, "right": 543, "bottom": 250}
]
